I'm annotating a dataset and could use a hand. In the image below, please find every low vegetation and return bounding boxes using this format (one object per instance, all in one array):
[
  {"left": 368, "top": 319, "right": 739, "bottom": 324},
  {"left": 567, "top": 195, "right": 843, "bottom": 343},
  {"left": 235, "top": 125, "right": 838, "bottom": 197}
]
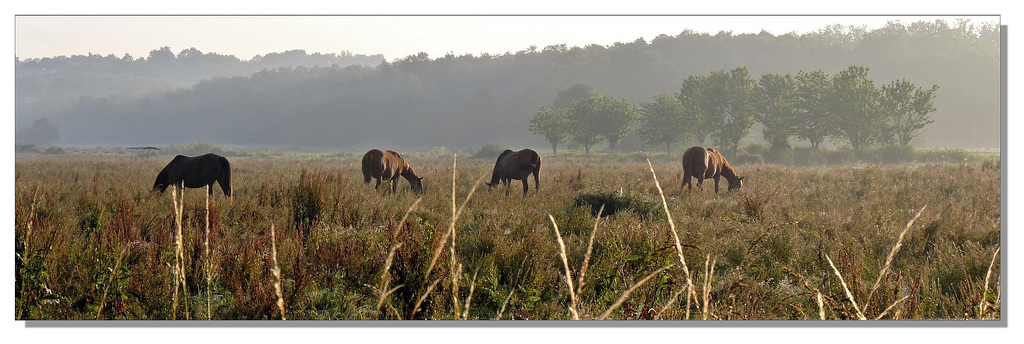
[{"left": 14, "top": 152, "right": 1000, "bottom": 320}]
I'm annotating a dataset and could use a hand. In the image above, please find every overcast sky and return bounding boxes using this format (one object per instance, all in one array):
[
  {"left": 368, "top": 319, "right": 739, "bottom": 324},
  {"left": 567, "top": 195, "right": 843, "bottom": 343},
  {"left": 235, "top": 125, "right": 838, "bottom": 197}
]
[{"left": 14, "top": 15, "right": 999, "bottom": 61}]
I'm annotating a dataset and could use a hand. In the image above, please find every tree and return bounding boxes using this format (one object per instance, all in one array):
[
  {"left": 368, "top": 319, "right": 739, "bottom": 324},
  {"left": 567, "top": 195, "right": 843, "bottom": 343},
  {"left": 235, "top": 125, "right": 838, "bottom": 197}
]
[
  {"left": 675, "top": 67, "right": 755, "bottom": 155},
  {"left": 553, "top": 83, "right": 597, "bottom": 108},
  {"left": 830, "top": 66, "right": 885, "bottom": 153},
  {"left": 676, "top": 74, "right": 720, "bottom": 146},
  {"left": 754, "top": 72, "right": 799, "bottom": 150},
  {"left": 566, "top": 95, "right": 636, "bottom": 154},
  {"left": 529, "top": 106, "right": 573, "bottom": 154},
  {"left": 715, "top": 67, "right": 756, "bottom": 156},
  {"left": 594, "top": 96, "right": 638, "bottom": 152},
  {"left": 881, "top": 79, "right": 938, "bottom": 146},
  {"left": 566, "top": 97, "right": 605, "bottom": 154},
  {"left": 15, "top": 117, "right": 59, "bottom": 146},
  {"left": 793, "top": 70, "right": 835, "bottom": 149},
  {"left": 638, "top": 93, "right": 686, "bottom": 154}
]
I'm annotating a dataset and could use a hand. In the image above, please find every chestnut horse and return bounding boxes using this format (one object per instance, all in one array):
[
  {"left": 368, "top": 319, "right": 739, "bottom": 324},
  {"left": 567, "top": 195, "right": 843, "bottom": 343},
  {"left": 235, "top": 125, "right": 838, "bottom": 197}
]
[
  {"left": 362, "top": 149, "right": 424, "bottom": 193},
  {"left": 681, "top": 146, "right": 743, "bottom": 193},
  {"left": 486, "top": 149, "right": 541, "bottom": 195},
  {"left": 153, "top": 153, "right": 232, "bottom": 200}
]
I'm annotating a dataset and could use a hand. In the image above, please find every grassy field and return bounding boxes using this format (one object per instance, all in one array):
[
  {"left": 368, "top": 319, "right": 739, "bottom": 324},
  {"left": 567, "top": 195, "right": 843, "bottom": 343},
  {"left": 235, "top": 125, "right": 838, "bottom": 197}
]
[{"left": 14, "top": 152, "right": 1001, "bottom": 321}]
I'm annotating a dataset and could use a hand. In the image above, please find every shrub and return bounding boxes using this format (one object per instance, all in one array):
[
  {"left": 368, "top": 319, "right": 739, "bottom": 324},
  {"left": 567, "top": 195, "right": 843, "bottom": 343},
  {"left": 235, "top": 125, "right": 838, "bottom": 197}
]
[
  {"left": 573, "top": 190, "right": 661, "bottom": 219},
  {"left": 471, "top": 144, "right": 508, "bottom": 159}
]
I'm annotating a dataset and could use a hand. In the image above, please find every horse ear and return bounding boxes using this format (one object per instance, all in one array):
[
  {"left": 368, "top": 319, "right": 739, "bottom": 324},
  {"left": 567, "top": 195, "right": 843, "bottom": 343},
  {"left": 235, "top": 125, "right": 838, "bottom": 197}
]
[
  {"left": 739, "top": 176, "right": 744, "bottom": 181},
  {"left": 419, "top": 176, "right": 424, "bottom": 181}
]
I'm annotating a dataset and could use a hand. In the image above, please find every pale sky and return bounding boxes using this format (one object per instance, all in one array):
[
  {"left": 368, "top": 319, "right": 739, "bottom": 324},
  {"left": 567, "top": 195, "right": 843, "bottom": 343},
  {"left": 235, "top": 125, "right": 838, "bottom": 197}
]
[{"left": 14, "top": 15, "right": 999, "bottom": 61}]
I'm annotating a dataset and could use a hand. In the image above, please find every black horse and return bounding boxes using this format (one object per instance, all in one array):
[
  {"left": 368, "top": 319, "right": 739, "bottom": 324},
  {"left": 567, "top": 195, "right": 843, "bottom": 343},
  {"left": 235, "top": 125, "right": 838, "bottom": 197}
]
[
  {"left": 153, "top": 153, "right": 232, "bottom": 200},
  {"left": 486, "top": 149, "right": 541, "bottom": 195}
]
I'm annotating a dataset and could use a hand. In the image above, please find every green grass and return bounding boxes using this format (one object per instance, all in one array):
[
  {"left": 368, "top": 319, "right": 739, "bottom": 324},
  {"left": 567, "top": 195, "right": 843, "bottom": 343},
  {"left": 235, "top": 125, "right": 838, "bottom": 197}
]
[{"left": 14, "top": 153, "right": 1001, "bottom": 320}]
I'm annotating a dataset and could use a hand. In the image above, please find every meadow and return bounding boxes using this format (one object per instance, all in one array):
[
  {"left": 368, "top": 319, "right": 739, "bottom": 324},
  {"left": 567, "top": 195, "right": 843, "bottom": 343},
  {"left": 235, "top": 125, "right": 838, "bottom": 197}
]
[{"left": 14, "top": 151, "right": 1001, "bottom": 321}]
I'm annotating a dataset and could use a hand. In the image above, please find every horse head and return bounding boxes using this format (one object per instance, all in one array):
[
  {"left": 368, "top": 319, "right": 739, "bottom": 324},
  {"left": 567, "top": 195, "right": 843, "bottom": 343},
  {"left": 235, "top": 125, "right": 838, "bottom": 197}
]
[
  {"left": 410, "top": 176, "right": 424, "bottom": 192},
  {"left": 729, "top": 176, "right": 745, "bottom": 191}
]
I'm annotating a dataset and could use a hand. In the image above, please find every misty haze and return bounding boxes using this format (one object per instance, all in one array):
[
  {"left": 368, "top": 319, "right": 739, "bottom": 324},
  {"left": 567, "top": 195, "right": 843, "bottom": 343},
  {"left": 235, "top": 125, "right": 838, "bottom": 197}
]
[{"left": 15, "top": 20, "right": 1000, "bottom": 154}]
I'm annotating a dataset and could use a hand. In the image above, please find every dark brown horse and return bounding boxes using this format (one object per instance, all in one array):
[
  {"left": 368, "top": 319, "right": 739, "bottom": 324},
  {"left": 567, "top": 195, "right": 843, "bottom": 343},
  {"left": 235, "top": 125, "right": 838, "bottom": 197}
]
[
  {"left": 362, "top": 149, "right": 424, "bottom": 193},
  {"left": 486, "top": 149, "right": 541, "bottom": 195},
  {"left": 681, "top": 146, "right": 743, "bottom": 193},
  {"left": 153, "top": 153, "right": 232, "bottom": 200}
]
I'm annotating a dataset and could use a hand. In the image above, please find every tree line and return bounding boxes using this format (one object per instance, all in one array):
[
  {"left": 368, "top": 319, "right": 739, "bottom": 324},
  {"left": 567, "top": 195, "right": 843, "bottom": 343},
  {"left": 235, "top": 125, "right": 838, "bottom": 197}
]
[
  {"left": 14, "top": 20, "right": 997, "bottom": 149},
  {"left": 531, "top": 65, "right": 938, "bottom": 156}
]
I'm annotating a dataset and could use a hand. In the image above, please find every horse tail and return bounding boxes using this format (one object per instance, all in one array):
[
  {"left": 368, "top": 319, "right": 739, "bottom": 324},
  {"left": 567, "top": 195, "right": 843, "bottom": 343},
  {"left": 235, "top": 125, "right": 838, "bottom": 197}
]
[
  {"left": 532, "top": 152, "right": 541, "bottom": 189},
  {"left": 361, "top": 153, "right": 372, "bottom": 184},
  {"left": 218, "top": 156, "right": 233, "bottom": 198}
]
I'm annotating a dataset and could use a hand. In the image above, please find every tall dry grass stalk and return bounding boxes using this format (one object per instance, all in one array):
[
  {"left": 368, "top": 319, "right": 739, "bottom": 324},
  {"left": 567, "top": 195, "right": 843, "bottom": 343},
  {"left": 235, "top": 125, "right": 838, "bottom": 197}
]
[
  {"left": 269, "top": 223, "right": 286, "bottom": 320},
  {"left": 373, "top": 197, "right": 422, "bottom": 316},
  {"left": 576, "top": 204, "right": 604, "bottom": 299},
  {"left": 825, "top": 254, "right": 866, "bottom": 320},
  {"left": 462, "top": 267, "right": 479, "bottom": 320},
  {"left": 548, "top": 214, "right": 580, "bottom": 320},
  {"left": 374, "top": 242, "right": 404, "bottom": 313},
  {"left": 979, "top": 247, "right": 1001, "bottom": 318},
  {"left": 19, "top": 188, "right": 39, "bottom": 309},
  {"left": 597, "top": 264, "right": 673, "bottom": 320},
  {"left": 170, "top": 184, "right": 189, "bottom": 320},
  {"left": 864, "top": 205, "right": 926, "bottom": 312},
  {"left": 421, "top": 176, "right": 483, "bottom": 306},
  {"left": 204, "top": 186, "right": 212, "bottom": 320},
  {"left": 450, "top": 155, "right": 461, "bottom": 319},
  {"left": 411, "top": 278, "right": 442, "bottom": 318},
  {"left": 95, "top": 245, "right": 129, "bottom": 319},
  {"left": 646, "top": 159, "right": 697, "bottom": 319},
  {"left": 874, "top": 296, "right": 909, "bottom": 320},
  {"left": 495, "top": 288, "right": 515, "bottom": 320},
  {"left": 701, "top": 255, "right": 716, "bottom": 320},
  {"left": 816, "top": 292, "right": 826, "bottom": 320}
]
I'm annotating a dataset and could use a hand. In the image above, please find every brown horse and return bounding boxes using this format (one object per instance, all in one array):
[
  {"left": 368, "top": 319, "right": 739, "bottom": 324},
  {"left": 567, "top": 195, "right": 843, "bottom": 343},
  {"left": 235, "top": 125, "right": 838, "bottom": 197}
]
[
  {"left": 486, "top": 149, "right": 541, "bottom": 195},
  {"left": 153, "top": 153, "right": 233, "bottom": 201},
  {"left": 362, "top": 149, "right": 424, "bottom": 193},
  {"left": 681, "top": 146, "right": 744, "bottom": 193}
]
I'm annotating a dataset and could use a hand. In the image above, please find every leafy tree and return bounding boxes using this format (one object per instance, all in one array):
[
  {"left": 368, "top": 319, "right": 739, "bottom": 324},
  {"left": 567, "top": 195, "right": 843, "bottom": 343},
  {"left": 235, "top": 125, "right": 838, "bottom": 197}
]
[
  {"left": 793, "top": 70, "right": 835, "bottom": 149},
  {"left": 754, "top": 72, "right": 799, "bottom": 150},
  {"left": 881, "top": 79, "right": 938, "bottom": 146},
  {"left": 594, "top": 96, "right": 638, "bottom": 152},
  {"left": 15, "top": 117, "right": 59, "bottom": 145},
  {"left": 676, "top": 67, "right": 755, "bottom": 155},
  {"left": 566, "top": 95, "right": 635, "bottom": 153},
  {"left": 529, "top": 106, "right": 573, "bottom": 154},
  {"left": 676, "top": 74, "right": 721, "bottom": 146},
  {"left": 553, "top": 83, "right": 598, "bottom": 108},
  {"left": 830, "top": 66, "right": 886, "bottom": 153},
  {"left": 638, "top": 93, "right": 686, "bottom": 154},
  {"left": 566, "top": 97, "right": 605, "bottom": 154},
  {"left": 715, "top": 67, "right": 756, "bottom": 156}
]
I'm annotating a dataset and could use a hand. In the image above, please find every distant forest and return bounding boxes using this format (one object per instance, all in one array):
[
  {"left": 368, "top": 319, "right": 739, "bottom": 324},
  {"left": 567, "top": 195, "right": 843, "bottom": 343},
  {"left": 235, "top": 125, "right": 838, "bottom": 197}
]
[{"left": 15, "top": 19, "right": 1000, "bottom": 151}]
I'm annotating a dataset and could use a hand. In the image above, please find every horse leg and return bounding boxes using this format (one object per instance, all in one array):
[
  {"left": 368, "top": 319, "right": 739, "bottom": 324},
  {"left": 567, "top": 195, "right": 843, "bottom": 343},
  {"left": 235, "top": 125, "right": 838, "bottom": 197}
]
[
  {"left": 374, "top": 178, "right": 382, "bottom": 190},
  {"left": 533, "top": 170, "right": 540, "bottom": 190},
  {"left": 713, "top": 176, "right": 721, "bottom": 193},
  {"left": 682, "top": 171, "right": 691, "bottom": 191},
  {"left": 521, "top": 178, "right": 529, "bottom": 196}
]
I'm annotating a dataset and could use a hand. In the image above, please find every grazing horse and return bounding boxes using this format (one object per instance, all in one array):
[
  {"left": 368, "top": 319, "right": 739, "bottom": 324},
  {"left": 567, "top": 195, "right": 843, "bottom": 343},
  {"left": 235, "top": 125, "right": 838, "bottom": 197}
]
[
  {"left": 361, "top": 149, "right": 424, "bottom": 193},
  {"left": 486, "top": 149, "right": 541, "bottom": 195},
  {"left": 153, "top": 153, "right": 232, "bottom": 200},
  {"left": 681, "top": 146, "right": 744, "bottom": 193}
]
